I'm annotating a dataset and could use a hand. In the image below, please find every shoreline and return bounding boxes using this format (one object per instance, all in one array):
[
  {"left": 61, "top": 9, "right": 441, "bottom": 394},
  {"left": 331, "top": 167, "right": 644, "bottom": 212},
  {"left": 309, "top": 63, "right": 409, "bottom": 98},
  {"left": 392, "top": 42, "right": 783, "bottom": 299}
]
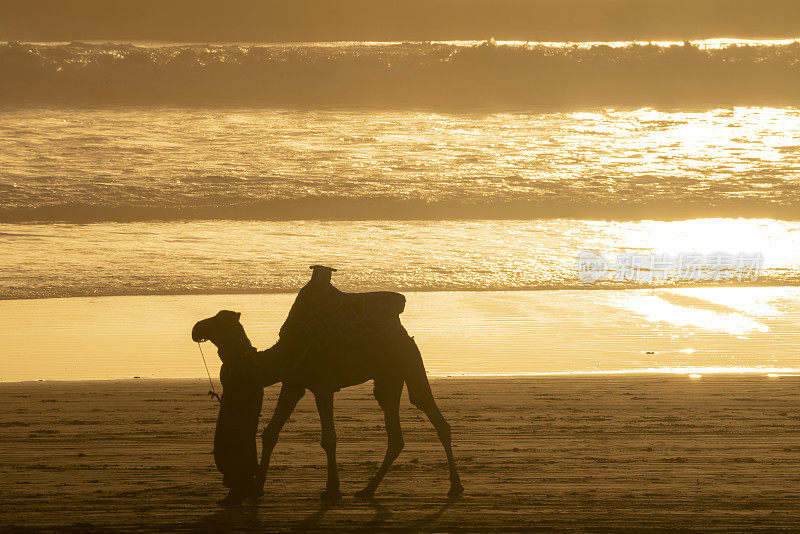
[{"left": 3, "top": 367, "right": 800, "bottom": 386}]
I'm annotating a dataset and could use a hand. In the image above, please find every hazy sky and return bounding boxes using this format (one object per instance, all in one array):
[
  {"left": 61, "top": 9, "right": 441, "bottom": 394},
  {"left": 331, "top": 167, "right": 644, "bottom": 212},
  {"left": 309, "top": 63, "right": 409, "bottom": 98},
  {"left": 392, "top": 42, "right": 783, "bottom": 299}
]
[{"left": 2, "top": 0, "right": 800, "bottom": 42}]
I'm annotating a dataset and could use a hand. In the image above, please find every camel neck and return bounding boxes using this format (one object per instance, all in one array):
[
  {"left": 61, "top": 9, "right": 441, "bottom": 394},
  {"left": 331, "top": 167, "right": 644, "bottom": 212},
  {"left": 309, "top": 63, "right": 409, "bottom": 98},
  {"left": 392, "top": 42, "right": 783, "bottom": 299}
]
[
  {"left": 216, "top": 337, "right": 255, "bottom": 363},
  {"left": 240, "top": 341, "right": 291, "bottom": 387}
]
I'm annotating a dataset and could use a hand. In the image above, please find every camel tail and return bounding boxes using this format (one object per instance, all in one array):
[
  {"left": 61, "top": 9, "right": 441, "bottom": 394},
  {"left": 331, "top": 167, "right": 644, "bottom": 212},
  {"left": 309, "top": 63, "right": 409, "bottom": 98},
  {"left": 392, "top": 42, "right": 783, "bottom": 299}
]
[{"left": 402, "top": 337, "right": 436, "bottom": 408}]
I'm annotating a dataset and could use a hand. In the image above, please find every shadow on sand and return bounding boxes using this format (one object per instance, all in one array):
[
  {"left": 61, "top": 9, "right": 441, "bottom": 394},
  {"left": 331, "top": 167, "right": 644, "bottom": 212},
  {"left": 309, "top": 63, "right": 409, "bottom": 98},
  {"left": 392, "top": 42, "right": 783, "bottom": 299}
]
[
  {"left": 294, "top": 494, "right": 461, "bottom": 531},
  {"left": 193, "top": 494, "right": 461, "bottom": 532}
]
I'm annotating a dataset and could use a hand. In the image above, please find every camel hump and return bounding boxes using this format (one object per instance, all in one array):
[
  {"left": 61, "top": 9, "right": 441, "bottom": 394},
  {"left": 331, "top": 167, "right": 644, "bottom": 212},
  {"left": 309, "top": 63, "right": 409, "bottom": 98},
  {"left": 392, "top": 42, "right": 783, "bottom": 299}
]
[{"left": 360, "top": 291, "right": 406, "bottom": 322}]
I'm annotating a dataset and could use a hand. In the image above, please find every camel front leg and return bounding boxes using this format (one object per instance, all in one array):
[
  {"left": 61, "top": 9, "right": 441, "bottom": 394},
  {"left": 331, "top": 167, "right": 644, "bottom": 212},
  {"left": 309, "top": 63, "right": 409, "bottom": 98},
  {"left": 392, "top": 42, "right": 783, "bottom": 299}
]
[
  {"left": 258, "top": 383, "right": 305, "bottom": 494},
  {"left": 314, "top": 390, "right": 341, "bottom": 502}
]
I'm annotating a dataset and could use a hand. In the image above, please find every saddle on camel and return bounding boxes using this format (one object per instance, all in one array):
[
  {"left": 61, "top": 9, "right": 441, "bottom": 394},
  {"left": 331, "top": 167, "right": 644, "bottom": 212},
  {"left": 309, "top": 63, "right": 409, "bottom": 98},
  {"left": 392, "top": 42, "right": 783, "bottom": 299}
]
[{"left": 192, "top": 266, "right": 463, "bottom": 506}]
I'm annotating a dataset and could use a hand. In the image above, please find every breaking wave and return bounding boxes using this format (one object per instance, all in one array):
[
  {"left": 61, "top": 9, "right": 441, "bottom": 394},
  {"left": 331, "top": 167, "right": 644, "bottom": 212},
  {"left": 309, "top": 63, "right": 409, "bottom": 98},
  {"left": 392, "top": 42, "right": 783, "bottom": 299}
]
[
  {"left": 3, "top": 40, "right": 800, "bottom": 108},
  {"left": 3, "top": 197, "right": 800, "bottom": 224}
]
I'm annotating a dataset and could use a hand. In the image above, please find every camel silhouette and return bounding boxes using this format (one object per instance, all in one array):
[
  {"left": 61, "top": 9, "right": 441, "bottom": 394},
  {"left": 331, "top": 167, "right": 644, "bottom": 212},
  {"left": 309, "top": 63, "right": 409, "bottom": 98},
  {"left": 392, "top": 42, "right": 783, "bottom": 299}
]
[{"left": 192, "top": 266, "right": 463, "bottom": 503}]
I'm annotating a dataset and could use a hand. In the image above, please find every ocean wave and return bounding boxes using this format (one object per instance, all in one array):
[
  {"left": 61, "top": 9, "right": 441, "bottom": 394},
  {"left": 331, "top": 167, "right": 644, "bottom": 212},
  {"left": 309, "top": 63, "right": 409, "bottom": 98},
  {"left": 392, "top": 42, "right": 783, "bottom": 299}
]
[
  {"left": 6, "top": 279, "right": 800, "bottom": 301},
  {"left": 3, "top": 40, "right": 800, "bottom": 107},
  {"left": 3, "top": 197, "right": 800, "bottom": 223}
]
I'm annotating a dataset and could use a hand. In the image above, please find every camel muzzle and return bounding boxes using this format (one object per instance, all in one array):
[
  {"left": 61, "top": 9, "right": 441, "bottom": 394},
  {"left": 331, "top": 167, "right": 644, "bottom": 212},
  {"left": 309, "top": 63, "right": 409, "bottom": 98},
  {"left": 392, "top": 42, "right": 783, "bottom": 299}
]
[{"left": 191, "top": 321, "right": 210, "bottom": 343}]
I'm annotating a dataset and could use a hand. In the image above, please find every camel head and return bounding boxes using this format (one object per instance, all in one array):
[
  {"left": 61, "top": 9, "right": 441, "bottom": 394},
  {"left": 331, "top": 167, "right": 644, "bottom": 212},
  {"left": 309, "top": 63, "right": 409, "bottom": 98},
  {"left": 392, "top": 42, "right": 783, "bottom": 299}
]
[{"left": 192, "top": 310, "right": 253, "bottom": 357}]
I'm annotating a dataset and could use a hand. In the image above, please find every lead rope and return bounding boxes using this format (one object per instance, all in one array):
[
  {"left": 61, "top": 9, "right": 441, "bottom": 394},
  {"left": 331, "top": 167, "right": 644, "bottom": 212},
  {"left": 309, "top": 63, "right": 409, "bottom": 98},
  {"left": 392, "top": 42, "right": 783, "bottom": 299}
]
[{"left": 197, "top": 342, "right": 220, "bottom": 403}]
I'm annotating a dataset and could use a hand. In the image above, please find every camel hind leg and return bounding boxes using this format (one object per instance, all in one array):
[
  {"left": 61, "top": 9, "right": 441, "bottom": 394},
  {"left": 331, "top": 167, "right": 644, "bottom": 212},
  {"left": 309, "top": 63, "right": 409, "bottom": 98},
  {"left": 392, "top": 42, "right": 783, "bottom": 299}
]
[
  {"left": 354, "top": 376, "right": 404, "bottom": 500},
  {"left": 403, "top": 337, "right": 464, "bottom": 497}
]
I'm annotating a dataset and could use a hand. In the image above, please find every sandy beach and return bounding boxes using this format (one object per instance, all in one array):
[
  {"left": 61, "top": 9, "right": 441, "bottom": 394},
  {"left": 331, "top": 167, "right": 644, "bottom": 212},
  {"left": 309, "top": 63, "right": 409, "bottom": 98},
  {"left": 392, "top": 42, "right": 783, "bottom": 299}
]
[{"left": 2, "top": 376, "right": 798, "bottom": 531}]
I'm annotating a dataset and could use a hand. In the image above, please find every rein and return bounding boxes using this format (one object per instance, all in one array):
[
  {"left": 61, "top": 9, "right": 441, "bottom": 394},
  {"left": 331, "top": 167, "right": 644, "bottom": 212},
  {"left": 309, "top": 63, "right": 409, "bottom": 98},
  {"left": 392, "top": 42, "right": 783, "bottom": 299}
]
[{"left": 197, "top": 342, "right": 220, "bottom": 403}]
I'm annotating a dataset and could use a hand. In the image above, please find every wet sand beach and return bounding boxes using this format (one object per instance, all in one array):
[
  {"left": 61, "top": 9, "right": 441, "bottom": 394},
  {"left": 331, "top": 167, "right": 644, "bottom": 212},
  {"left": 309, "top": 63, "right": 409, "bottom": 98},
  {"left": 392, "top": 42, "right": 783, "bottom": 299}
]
[
  {"left": 2, "top": 376, "right": 799, "bottom": 531},
  {"left": 3, "top": 289, "right": 800, "bottom": 382}
]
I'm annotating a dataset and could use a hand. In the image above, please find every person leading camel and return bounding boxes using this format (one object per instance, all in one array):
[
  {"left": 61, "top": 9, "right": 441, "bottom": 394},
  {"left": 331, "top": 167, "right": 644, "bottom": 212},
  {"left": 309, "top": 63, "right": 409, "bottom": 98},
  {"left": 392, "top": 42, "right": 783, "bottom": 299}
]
[{"left": 197, "top": 310, "right": 264, "bottom": 506}]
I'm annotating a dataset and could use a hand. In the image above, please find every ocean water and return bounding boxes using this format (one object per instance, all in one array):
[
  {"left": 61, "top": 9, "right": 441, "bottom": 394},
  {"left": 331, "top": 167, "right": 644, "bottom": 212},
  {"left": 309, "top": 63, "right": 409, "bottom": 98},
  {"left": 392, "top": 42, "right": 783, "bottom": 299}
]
[
  {"left": 2, "top": 39, "right": 800, "bottom": 377},
  {"left": 3, "top": 103, "right": 800, "bottom": 298},
  {"left": 3, "top": 105, "right": 800, "bottom": 222},
  {"left": 1, "top": 219, "right": 800, "bottom": 299}
]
